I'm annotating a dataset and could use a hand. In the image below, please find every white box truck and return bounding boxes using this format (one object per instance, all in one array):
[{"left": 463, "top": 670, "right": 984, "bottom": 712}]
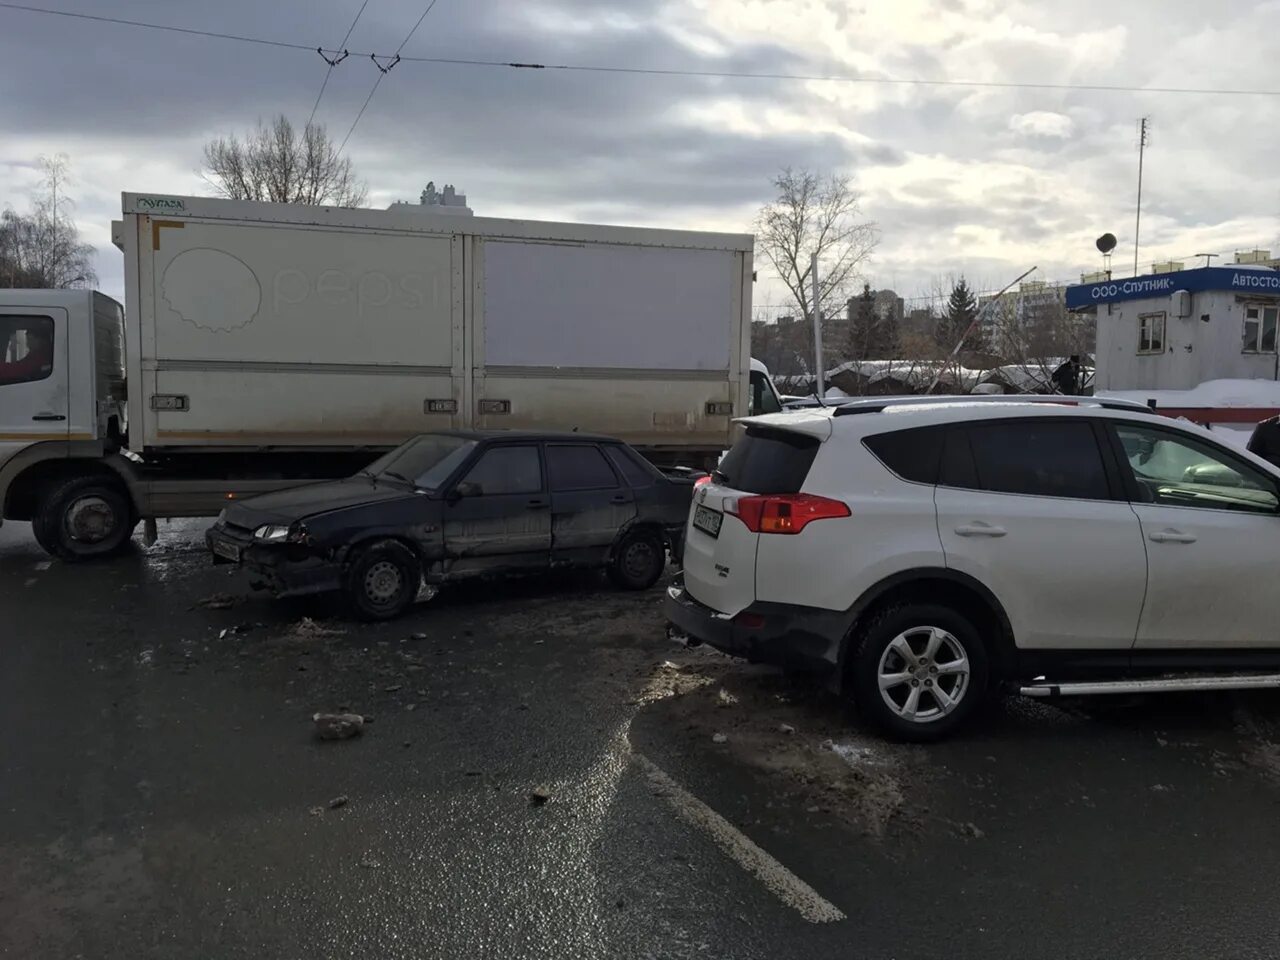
[{"left": 0, "top": 193, "right": 780, "bottom": 559}]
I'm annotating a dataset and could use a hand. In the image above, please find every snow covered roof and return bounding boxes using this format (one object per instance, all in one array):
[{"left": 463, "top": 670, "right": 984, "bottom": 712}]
[{"left": 1098, "top": 378, "right": 1280, "bottom": 408}]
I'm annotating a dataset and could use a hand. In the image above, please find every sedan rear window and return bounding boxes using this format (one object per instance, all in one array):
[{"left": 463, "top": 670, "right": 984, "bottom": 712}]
[{"left": 716, "top": 428, "right": 818, "bottom": 493}]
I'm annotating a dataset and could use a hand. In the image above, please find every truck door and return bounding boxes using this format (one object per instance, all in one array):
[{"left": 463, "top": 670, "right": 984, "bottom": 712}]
[{"left": 0, "top": 307, "right": 70, "bottom": 467}]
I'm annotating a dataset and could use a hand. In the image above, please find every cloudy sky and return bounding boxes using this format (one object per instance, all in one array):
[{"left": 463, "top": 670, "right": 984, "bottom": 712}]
[{"left": 2, "top": 0, "right": 1279, "bottom": 312}]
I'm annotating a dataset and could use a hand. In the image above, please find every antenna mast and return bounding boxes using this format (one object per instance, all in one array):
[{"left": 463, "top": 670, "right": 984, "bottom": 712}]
[{"left": 1134, "top": 117, "right": 1150, "bottom": 278}]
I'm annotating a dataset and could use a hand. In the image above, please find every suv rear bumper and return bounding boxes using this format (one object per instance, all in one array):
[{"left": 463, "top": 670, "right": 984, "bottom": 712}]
[{"left": 664, "top": 578, "right": 848, "bottom": 684}]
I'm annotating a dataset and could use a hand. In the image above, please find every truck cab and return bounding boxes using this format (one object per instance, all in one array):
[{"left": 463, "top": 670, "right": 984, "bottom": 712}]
[{"left": 0, "top": 291, "right": 128, "bottom": 555}]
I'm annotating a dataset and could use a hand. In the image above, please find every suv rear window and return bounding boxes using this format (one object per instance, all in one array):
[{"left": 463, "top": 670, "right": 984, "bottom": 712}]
[
  {"left": 864, "top": 427, "right": 944, "bottom": 484},
  {"left": 716, "top": 428, "right": 818, "bottom": 493}
]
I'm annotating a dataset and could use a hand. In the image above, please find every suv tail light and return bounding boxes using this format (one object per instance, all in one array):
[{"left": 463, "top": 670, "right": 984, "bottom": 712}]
[{"left": 725, "top": 494, "right": 850, "bottom": 534}]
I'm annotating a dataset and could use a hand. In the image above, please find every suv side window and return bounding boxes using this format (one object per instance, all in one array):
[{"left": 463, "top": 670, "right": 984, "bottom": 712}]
[
  {"left": 460, "top": 445, "right": 543, "bottom": 496},
  {"left": 956, "top": 420, "right": 1111, "bottom": 501},
  {"left": 863, "top": 426, "right": 944, "bottom": 484},
  {"left": 546, "top": 444, "right": 619, "bottom": 492},
  {"left": 1113, "top": 423, "right": 1280, "bottom": 514}
]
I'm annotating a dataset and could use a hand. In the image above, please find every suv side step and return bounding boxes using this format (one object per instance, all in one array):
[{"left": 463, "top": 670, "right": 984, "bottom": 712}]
[{"left": 1020, "top": 673, "right": 1280, "bottom": 697}]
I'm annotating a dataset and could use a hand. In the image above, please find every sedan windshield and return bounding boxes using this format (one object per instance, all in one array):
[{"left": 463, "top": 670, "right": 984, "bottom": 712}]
[{"left": 361, "top": 435, "right": 476, "bottom": 490}]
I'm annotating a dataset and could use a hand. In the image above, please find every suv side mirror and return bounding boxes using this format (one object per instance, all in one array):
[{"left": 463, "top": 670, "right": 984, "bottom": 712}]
[{"left": 450, "top": 480, "right": 481, "bottom": 501}]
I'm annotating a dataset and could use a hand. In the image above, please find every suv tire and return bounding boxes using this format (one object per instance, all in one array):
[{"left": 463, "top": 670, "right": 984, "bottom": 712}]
[
  {"left": 35, "top": 476, "right": 137, "bottom": 561},
  {"left": 344, "top": 540, "right": 420, "bottom": 621},
  {"left": 608, "top": 528, "right": 666, "bottom": 590},
  {"left": 849, "top": 603, "right": 989, "bottom": 742}
]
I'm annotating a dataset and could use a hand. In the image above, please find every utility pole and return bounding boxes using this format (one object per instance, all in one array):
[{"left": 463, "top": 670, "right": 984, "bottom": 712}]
[
  {"left": 811, "top": 252, "right": 825, "bottom": 400},
  {"left": 1134, "top": 117, "right": 1150, "bottom": 278}
]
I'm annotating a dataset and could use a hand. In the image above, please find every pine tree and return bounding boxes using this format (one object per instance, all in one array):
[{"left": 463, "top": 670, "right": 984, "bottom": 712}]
[{"left": 938, "top": 278, "right": 979, "bottom": 350}]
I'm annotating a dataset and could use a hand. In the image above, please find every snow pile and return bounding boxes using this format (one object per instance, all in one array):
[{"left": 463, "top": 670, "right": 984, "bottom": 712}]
[{"left": 1098, "top": 379, "right": 1280, "bottom": 409}]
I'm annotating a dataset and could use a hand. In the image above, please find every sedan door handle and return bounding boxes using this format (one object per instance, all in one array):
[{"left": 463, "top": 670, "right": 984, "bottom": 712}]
[
  {"left": 609, "top": 495, "right": 629, "bottom": 504},
  {"left": 954, "top": 522, "right": 1006, "bottom": 537},
  {"left": 31, "top": 414, "right": 66, "bottom": 422},
  {"left": 1149, "top": 529, "right": 1197, "bottom": 544},
  {"left": 526, "top": 499, "right": 549, "bottom": 510}
]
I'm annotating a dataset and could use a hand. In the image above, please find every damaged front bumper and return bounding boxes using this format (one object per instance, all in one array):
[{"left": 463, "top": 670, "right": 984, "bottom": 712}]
[{"left": 206, "top": 524, "right": 342, "bottom": 598}]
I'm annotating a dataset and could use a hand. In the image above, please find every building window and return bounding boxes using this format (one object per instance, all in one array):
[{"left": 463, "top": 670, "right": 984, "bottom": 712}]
[
  {"left": 1138, "top": 312, "right": 1165, "bottom": 354},
  {"left": 1242, "top": 304, "right": 1278, "bottom": 354}
]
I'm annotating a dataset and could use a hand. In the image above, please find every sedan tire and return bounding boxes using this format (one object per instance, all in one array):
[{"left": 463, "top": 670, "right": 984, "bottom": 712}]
[
  {"left": 344, "top": 540, "right": 421, "bottom": 621},
  {"left": 607, "top": 528, "right": 666, "bottom": 590}
]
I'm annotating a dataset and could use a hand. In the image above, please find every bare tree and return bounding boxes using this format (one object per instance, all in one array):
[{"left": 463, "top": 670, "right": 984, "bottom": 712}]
[
  {"left": 755, "top": 169, "right": 878, "bottom": 375},
  {"left": 0, "top": 154, "right": 97, "bottom": 289},
  {"left": 202, "top": 115, "right": 368, "bottom": 207},
  {"left": 984, "top": 284, "right": 1096, "bottom": 394}
]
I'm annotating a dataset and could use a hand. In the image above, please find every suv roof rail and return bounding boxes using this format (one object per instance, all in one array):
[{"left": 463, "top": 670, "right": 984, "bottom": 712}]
[{"left": 830, "top": 394, "right": 1158, "bottom": 417}]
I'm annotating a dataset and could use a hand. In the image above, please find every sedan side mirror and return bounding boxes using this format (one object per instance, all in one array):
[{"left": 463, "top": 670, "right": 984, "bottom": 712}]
[{"left": 450, "top": 480, "right": 481, "bottom": 502}]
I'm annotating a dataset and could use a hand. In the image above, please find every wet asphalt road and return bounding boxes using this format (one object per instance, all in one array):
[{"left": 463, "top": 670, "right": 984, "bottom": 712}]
[{"left": 5, "top": 519, "right": 1280, "bottom": 958}]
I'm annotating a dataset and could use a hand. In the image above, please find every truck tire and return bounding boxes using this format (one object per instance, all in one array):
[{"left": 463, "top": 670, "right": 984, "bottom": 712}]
[
  {"left": 848, "top": 603, "right": 989, "bottom": 743},
  {"left": 344, "top": 540, "right": 420, "bottom": 621},
  {"left": 608, "top": 528, "right": 666, "bottom": 590},
  {"left": 35, "top": 476, "right": 137, "bottom": 562}
]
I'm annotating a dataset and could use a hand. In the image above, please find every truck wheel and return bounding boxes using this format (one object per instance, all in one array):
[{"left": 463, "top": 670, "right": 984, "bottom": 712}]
[
  {"left": 344, "top": 541, "right": 420, "bottom": 621},
  {"left": 35, "top": 476, "right": 137, "bottom": 561},
  {"left": 608, "top": 529, "right": 666, "bottom": 590},
  {"left": 848, "top": 603, "right": 989, "bottom": 743}
]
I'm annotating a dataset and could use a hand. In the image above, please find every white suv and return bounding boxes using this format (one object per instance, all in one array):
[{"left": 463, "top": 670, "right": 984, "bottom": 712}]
[{"left": 665, "top": 398, "right": 1280, "bottom": 741}]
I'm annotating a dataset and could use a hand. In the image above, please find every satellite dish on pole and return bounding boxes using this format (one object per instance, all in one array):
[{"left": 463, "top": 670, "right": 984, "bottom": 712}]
[{"left": 1096, "top": 233, "right": 1118, "bottom": 255}]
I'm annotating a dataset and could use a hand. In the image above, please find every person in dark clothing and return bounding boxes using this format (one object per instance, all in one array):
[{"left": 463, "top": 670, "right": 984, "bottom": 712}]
[{"left": 1247, "top": 416, "right": 1280, "bottom": 469}]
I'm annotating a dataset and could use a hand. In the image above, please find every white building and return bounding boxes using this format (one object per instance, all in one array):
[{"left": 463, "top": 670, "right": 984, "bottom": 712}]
[
  {"left": 387, "top": 181, "right": 472, "bottom": 216},
  {"left": 1066, "top": 258, "right": 1280, "bottom": 392}
]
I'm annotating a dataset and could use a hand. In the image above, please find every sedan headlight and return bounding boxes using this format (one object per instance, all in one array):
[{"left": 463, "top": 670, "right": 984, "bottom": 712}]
[{"left": 253, "top": 524, "right": 293, "bottom": 542}]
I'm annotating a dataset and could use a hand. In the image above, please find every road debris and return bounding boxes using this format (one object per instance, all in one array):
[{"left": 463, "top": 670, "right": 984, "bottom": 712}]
[
  {"left": 313, "top": 713, "right": 365, "bottom": 740},
  {"left": 193, "top": 593, "right": 236, "bottom": 610},
  {"left": 408, "top": 632, "right": 428, "bottom": 641},
  {"left": 960, "top": 822, "right": 985, "bottom": 839},
  {"left": 716, "top": 688, "right": 738, "bottom": 708},
  {"left": 308, "top": 806, "right": 324, "bottom": 816},
  {"left": 529, "top": 785, "right": 552, "bottom": 806},
  {"left": 779, "top": 723, "right": 796, "bottom": 735},
  {"left": 328, "top": 795, "right": 349, "bottom": 810},
  {"left": 358, "top": 855, "right": 381, "bottom": 869},
  {"left": 288, "top": 617, "right": 346, "bottom": 640},
  {"left": 1151, "top": 783, "right": 1171, "bottom": 792},
  {"left": 383, "top": 684, "right": 403, "bottom": 693},
  {"left": 712, "top": 732, "right": 728, "bottom": 744}
]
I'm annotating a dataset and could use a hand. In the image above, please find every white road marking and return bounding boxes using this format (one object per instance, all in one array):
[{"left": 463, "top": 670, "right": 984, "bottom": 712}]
[{"left": 634, "top": 753, "right": 846, "bottom": 924}]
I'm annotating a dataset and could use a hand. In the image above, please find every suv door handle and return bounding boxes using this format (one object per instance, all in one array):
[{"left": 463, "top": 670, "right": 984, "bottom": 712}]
[
  {"left": 954, "top": 522, "right": 1006, "bottom": 537},
  {"left": 610, "top": 494, "right": 629, "bottom": 504},
  {"left": 1149, "top": 529, "right": 1197, "bottom": 544},
  {"left": 526, "top": 499, "right": 549, "bottom": 510},
  {"left": 32, "top": 414, "right": 66, "bottom": 422}
]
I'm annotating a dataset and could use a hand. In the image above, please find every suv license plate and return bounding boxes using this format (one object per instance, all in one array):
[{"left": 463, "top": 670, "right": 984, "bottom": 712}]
[
  {"left": 693, "top": 504, "right": 723, "bottom": 538},
  {"left": 212, "top": 538, "right": 242, "bottom": 562}
]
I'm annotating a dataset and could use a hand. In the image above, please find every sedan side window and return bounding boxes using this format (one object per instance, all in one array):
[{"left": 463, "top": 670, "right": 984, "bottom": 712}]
[
  {"left": 547, "top": 444, "right": 619, "bottom": 492},
  {"left": 1114, "top": 424, "right": 1279, "bottom": 514},
  {"left": 459, "top": 446, "right": 543, "bottom": 496}
]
